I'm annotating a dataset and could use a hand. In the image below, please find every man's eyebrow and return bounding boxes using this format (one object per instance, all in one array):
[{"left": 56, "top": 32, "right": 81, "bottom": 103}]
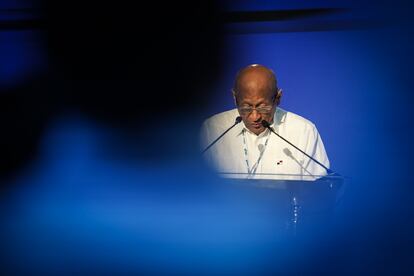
[{"left": 239, "top": 100, "right": 266, "bottom": 106}]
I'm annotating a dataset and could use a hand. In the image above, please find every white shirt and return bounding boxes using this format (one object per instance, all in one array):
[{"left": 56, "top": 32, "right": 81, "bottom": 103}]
[{"left": 200, "top": 108, "right": 330, "bottom": 180}]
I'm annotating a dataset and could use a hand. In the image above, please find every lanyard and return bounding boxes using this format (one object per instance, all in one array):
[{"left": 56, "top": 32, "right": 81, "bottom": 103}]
[{"left": 242, "top": 129, "right": 271, "bottom": 176}]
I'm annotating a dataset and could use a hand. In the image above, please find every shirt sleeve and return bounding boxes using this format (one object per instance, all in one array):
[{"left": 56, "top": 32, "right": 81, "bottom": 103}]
[
  {"left": 303, "top": 124, "right": 330, "bottom": 177},
  {"left": 199, "top": 119, "right": 211, "bottom": 152}
]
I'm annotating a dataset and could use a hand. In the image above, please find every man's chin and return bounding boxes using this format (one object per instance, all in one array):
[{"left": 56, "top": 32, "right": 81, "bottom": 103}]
[{"left": 248, "top": 125, "right": 265, "bottom": 135}]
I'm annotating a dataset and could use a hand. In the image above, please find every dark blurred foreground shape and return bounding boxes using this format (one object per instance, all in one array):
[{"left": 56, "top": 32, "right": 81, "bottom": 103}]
[{"left": 0, "top": 0, "right": 223, "bottom": 182}]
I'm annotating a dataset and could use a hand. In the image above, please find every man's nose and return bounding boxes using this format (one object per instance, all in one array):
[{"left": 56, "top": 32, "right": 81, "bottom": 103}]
[{"left": 250, "top": 109, "right": 262, "bottom": 121}]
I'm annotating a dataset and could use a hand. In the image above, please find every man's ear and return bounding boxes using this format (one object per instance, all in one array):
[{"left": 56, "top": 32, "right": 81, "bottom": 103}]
[
  {"left": 232, "top": 89, "right": 238, "bottom": 107},
  {"left": 275, "top": 89, "right": 282, "bottom": 106}
]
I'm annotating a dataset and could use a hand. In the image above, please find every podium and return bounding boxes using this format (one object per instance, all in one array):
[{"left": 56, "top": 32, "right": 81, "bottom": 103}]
[{"left": 217, "top": 173, "right": 345, "bottom": 236}]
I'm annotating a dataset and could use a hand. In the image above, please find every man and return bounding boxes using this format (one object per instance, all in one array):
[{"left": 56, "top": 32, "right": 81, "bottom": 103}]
[{"left": 201, "top": 64, "right": 330, "bottom": 180}]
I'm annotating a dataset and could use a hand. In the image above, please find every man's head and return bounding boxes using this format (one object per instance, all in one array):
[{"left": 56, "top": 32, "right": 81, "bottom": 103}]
[{"left": 233, "top": 64, "right": 282, "bottom": 135}]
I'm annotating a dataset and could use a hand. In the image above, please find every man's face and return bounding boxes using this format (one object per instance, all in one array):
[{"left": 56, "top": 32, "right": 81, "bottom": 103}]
[{"left": 236, "top": 89, "right": 278, "bottom": 135}]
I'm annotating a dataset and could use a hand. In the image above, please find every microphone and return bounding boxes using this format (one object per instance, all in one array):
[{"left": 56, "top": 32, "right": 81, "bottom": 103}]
[
  {"left": 262, "top": 120, "right": 333, "bottom": 174},
  {"left": 202, "top": 116, "right": 242, "bottom": 154},
  {"left": 283, "top": 148, "right": 314, "bottom": 176}
]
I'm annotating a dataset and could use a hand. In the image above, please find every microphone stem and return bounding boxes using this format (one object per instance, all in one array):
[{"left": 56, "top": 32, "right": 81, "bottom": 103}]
[
  {"left": 202, "top": 122, "right": 239, "bottom": 154},
  {"left": 267, "top": 126, "right": 332, "bottom": 174}
]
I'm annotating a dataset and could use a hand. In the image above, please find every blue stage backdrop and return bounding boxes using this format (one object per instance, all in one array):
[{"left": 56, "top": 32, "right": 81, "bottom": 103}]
[{"left": 207, "top": 30, "right": 395, "bottom": 180}]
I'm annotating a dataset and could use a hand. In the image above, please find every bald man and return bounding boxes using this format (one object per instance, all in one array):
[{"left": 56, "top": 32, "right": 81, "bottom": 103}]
[{"left": 200, "top": 64, "right": 330, "bottom": 180}]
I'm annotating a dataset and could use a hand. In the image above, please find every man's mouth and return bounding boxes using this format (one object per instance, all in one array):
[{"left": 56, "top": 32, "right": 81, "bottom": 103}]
[{"left": 251, "top": 122, "right": 262, "bottom": 128}]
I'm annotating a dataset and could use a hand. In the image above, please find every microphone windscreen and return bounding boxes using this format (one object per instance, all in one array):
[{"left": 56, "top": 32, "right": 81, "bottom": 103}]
[
  {"left": 235, "top": 116, "right": 242, "bottom": 124},
  {"left": 261, "top": 120, "right": 270, "bottom": 127},
  {"left": 283, "top": 148, "right": 293, "bottom": 157}
]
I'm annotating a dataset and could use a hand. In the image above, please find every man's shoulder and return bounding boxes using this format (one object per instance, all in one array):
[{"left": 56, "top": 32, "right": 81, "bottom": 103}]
[
  {"left": 202, "top": 109, "right": 239, "bottom": 128},
  {"left": 279, "top": 108, "right": 317, "bottom": 130}
]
